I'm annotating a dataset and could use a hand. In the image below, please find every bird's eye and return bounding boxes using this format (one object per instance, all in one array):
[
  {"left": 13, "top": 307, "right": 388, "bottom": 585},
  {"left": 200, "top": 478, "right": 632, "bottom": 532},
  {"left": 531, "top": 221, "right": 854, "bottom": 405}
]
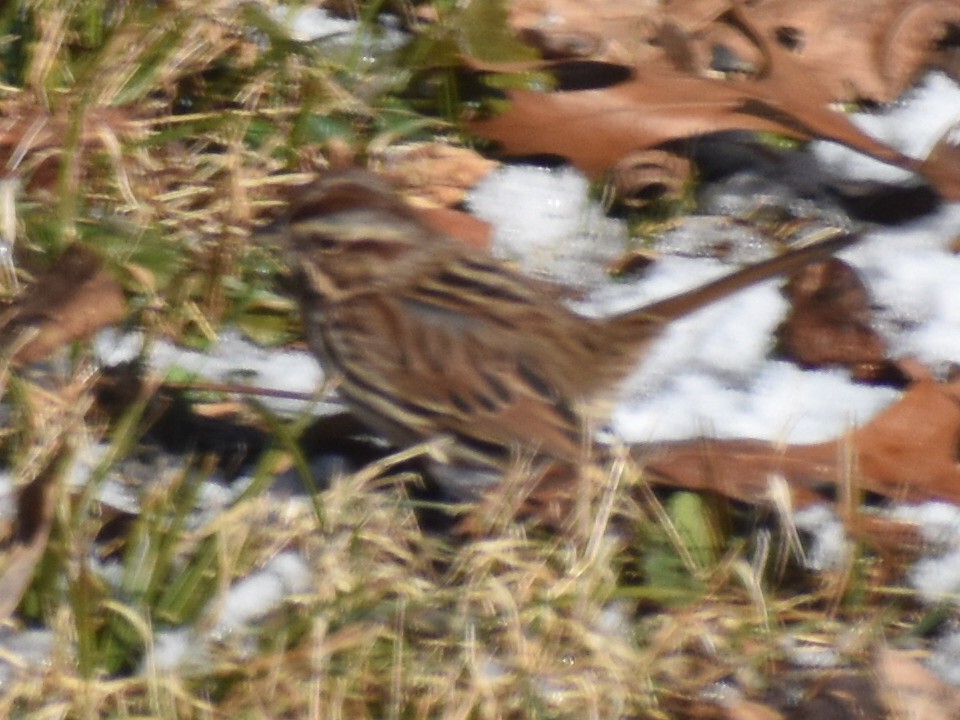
[{"left": 314, "top": 238, "right": 339, "bottom": 252}]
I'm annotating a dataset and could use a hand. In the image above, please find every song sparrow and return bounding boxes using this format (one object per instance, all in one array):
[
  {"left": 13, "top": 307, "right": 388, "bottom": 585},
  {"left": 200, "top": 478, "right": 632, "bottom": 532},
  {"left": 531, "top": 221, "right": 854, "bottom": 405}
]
[{"left": 269, "top": 170, "right": 858, "bottom": 497}]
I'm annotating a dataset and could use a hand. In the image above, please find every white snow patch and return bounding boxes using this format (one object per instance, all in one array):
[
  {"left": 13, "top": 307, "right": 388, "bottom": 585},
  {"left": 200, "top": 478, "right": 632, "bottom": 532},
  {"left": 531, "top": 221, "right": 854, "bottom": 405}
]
[
  {"left": 213, "top": 552, "right": 312, "bottom": 635},
  {"left": 793, "top": 505, "right": 851, "bottom": 572},
  {"left": 468, "top": 165, "right": 628, "bottom": 286},
  {"left": 812, "top": 72, "right": 960, "bottom": 183}
]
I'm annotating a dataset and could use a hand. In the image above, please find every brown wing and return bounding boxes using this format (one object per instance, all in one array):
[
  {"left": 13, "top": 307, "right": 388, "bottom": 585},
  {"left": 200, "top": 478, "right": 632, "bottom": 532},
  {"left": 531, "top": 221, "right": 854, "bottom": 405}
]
[{"left": 319, "top": 286, "right": 588, "bottom": 472}]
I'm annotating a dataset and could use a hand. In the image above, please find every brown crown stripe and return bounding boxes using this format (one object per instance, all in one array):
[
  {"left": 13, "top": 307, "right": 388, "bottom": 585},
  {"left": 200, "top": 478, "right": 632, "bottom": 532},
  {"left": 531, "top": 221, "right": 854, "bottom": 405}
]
[{"left": 289, "top": 180, "right": 417, "bottom": 226}]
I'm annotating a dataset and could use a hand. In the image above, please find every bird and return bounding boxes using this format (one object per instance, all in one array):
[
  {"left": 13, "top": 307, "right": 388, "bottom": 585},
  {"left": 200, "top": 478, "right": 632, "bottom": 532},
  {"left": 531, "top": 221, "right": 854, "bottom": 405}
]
[{"left": 265, "top": 169, "right": 859, "bottom": 505}]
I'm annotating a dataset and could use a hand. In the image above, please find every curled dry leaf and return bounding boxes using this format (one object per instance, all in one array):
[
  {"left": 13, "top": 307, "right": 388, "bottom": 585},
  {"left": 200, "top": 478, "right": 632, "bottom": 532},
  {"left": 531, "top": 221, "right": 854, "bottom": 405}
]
[
  {"left": 611, "top": 148, "right": 693, "bottom": 205},
  {"left": 880, "top": 1, "right": 960, "bottom": 99},
  {"left": 643, "top": 377, "right": 960, "bottom": 508},
  {"left": 776, "top": 258, "right": 890, "bottom": 378},
  {"left": 0, "top": 244, "right": 126, "bottom": 364}
]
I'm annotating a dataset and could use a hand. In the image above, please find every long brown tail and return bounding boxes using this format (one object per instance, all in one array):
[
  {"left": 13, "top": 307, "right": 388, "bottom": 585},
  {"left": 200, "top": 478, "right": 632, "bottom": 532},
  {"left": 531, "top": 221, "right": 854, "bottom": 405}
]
[{"left": 629, "top": 231, "right": 860, "bottom": 323}]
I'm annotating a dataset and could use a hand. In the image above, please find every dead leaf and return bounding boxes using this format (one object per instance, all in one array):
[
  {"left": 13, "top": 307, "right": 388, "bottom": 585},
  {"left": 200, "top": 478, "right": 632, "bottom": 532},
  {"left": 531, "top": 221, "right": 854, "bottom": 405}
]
[
  {"left": 847, "top": 513, "right": 927, "bottom": 567},
  {"left": 875, "top": 647, "right": 960, "bottom": 720},
  {"left": 853, "top": 379, "right": 960, "bottom": 502},
  {"left": 507, "top": 0, "right": 729, "bottom": 66},
  {"left": 702, "top": 0, "right": 960, "bottom": 103},
  {"left": 607, "top": 247, "right": 659, "bottom": 277},
  {"left": 880, "top": 2, "right": 960, "bottom": 100},
  {"left": 469, "top": 62, "right": 805, "bottom": 177},
  {"left": 643, "top": 378, "right": 960, "bottom": 508},
  {"left": 469, "top": 5, "right": 960, "bottom": 198},
  {"left": 776, "top": 258, "right": 890, "bottom": 377},
  {"left": 468, "top": 42, "right": 918, "bottom": 186},
  {"left": 765, "top": 673, "right": 888, "bottom": 720},
  {"left": 414, "top": 206, "right": 493, "bottom": 250},
  {"left": 0, "top": 102, "right": 141, "bottom": 191},
  {"left": 508, "top": 0, "right": 960, "bottom": 102},
  {"left": 718, "top": 5, "right": 917, "bottom": 167},
  {"left": 920, "top": 118, "right": 960, "bottom": 201},
  {"left": 0, "top": 446, "right": 63, "bottom": 622},
  {"left": 641, "top": 437, "right": 835, "bottom": 507},
  {"left": 377, "top": 144, "right": 497, "bottom": 207},
  {"left": 611, "top": 149, "right": 693, "bottom": 205},
  {"left": 724, "top": 698, "right": 786, "bottom": 720},
  {"left": 0, "top": 243, "right": 126, "bottom": 363}
]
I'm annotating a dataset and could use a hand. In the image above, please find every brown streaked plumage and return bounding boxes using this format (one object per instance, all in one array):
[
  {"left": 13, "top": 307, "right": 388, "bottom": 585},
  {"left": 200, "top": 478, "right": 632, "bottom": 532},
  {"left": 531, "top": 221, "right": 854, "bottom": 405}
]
[{"left": 269, "top": 169, "right": 859, "bottom": 496}]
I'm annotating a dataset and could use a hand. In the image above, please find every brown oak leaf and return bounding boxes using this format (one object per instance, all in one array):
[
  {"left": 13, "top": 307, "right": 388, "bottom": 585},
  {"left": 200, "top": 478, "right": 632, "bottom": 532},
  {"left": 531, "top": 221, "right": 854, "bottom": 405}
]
[{"left": 0, "top": 244, "right": 126, "bottom": 363}]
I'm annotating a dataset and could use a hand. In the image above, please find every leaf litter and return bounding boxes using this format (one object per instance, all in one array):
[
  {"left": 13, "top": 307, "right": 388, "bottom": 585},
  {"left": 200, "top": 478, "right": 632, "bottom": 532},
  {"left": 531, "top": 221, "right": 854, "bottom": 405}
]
[{"left": 471, "top": 2, "right": 960, "bottom": 200}]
